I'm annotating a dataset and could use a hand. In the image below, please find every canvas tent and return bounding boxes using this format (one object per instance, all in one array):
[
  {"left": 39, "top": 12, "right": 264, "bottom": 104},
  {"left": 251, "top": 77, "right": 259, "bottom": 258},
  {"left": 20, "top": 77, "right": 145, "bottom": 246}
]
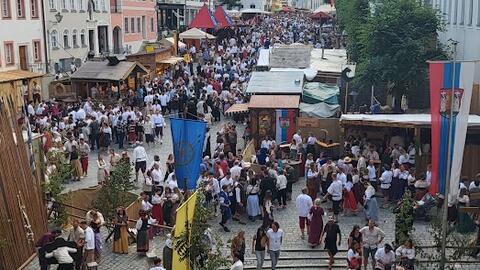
[
  {"left": 165, "top": 37, "right": 187, "bottom": 49},
  {"left": 188, "top": 4, "right": 218, "bottom": 29},
  {"left": 179, "top": 28, "right": 216, "bottom": 40},
  {"left": 214, "top": 6, "right": 234, "bottom": 27},
  {"left": 300, "top": 102, "right": 340, "bottom": 118},
  {"left": 302, "top": 82, "right": 340, "bottom": 105}
]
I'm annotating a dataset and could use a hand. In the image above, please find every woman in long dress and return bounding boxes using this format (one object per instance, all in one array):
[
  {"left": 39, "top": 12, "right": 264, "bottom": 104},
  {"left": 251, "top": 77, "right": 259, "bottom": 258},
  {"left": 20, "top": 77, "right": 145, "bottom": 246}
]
[
  {"left": 164, "top": 154, "right": 175, "bottom": 181},
  {"left": 306, "top": 163, "right": 319, "bottom": 201},
  {"left": 136, "top": 210, "right": 150, "bottom": 255},
  {"left": 112, "top": 207, "right": 129, "bottom": 254},
  {"left": 151, "top": 188, "right": 164, "bottom": 235},
  {"left": 343, "top": 175, "right": 358, "bottom": 215},
  {"left": 97, "top": 154, "right": 107, "bottom": 185},
  {"left": 262, "top": 190, "right": 274, "bottom": 229},
  {"left": 246, "top": 176, "right": 262, "bottom": 221},
  {"left": 457, "top": 187, "right": 476, "bottom": 233},
  {"left": 308, "top": 198, "right": 325, "bottom": 247},
  {"left": 364, "top": 182, "right": 379, "bottom": 222},
  {"left": 162, "top": 187, "right": 173, "bottom": 226}
]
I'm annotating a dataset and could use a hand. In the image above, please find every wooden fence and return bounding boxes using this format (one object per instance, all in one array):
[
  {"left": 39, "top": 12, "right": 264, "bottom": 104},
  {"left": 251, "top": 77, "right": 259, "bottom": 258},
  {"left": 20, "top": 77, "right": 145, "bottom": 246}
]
[{"left": 0, "top": 99, "right": 47, "bottom": 270}]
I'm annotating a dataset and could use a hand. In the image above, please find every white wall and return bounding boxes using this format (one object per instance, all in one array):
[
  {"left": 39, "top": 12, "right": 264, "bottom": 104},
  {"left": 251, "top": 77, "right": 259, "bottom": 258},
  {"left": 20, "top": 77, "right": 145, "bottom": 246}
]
[
  {"left": 433, "top": 0, "right": 480, "bottom": 82},
  {"left": 240, "top": 0, "right": 266, "bottom": 10}
]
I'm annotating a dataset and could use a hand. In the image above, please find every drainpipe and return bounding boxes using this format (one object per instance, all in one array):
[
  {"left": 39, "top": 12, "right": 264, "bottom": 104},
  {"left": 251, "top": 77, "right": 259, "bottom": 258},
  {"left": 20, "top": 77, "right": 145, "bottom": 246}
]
[{"left": 41, "top": 0, "right": 49, "bottom": 73}]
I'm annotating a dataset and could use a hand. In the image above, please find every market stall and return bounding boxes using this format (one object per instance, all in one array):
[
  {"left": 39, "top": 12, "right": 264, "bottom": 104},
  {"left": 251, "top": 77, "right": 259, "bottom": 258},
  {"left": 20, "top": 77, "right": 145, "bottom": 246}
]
[
  {"left": 246, "top": 70, "right": 304, "bottom": 95},
  {"left": 70, "top": 60, "right": 148, "bottom": 100},
  {"left": 0, "top": 70, "right": 43, "bottom": 112},
  {"left": 126, "top": 42, "right": 172, "bottom": 77},
  {"left": 179, "top": 28, "right": 216, "bottom": 49},
  {"left": 248, "top": 95, "right": 300, "bottom": 148}
]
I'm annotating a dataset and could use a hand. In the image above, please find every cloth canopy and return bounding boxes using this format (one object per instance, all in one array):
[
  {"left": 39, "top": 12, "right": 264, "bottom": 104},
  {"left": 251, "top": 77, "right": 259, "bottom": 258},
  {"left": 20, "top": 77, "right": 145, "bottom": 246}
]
[
  {"left": 299, "top": 102, "right": 340, "bottom": 118},
  {"left": 302, "top": 82, "right": 339, "bottom": 105},
  {"left": 214, "top": 6, "right": 234, "bottom": 28},
  {"left": 165, "top": 37, "right": 187, "bottom": 49},
  {"left": 311, "top": 11, "right": 331, "bottom": 20},
  {"left": 225, "top": 103, "right": 249, "bottom": 115},
  {"left": 179, "top": 28, "right": 216, "bottom": 40},
  {"left": 189, "top": 5, "right": 218, "bottom": 29}
]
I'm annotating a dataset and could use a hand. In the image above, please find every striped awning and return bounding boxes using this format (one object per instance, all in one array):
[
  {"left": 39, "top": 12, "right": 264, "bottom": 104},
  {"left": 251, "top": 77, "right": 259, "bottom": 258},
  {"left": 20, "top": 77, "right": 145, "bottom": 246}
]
[{"left": 225, "top": 103, "right": 249, "bottom": 115}]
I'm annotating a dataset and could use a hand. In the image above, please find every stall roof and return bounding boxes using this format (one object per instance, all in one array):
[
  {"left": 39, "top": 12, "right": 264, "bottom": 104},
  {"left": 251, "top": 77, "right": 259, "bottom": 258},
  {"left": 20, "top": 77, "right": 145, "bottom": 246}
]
[
  {"left": 300, "top": 102, "right": 340, "bottom": 118},
  {"left": 70, "top": 61, "right": 148, "bottom": 81},
  {"left": 246, "top": 71, "right": 304, "bottom": 94},
  {"left": 188, "top": 5, "right": 218, "bottom": 29},
  {"left": 340, "top": 114, "right": 480, "bottom": 128},
  {"left": 225, "top": 103, "right": 249, "bottom": 114},
  {"left": 248, "top": 95, "right": 300, "bottom": 109},
  {"left": 158, "top": 56, "right": 184, "bottom": 65},
  {"left": 0, "top": 70, "right": 43, "bottom": 83},
  {"left": 310, "top": 49, "right": 350, "bottom": 74},
  {"left": 179, "top": 28, "right": 216, "bottom": 40}
]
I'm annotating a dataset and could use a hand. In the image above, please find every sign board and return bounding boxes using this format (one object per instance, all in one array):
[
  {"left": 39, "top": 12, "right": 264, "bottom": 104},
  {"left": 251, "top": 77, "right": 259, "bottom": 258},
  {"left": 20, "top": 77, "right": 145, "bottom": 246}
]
[
  {"left": 297, "top": 117, "right": 320, "bottom": 128},
  {"left": 145, "top": 45, "right": 155, "bottom": 54}
]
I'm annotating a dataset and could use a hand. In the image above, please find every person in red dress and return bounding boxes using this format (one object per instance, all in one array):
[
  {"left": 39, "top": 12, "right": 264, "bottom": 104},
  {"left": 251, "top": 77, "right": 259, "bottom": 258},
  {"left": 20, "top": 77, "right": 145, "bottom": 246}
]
[
  {"left": 151, "top": 188, "right": 164, "bottom": 236},
  {"left": 343, "top": 175, "right": 358, "bottom": 215},
  {"left": 308, "top": 198, "right": 325, "bottom": 247}
]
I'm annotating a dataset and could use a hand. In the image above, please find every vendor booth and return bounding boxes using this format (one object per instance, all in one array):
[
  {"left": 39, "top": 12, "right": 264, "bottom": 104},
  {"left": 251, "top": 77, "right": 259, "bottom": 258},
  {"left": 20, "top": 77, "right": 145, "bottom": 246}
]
[
  {"left": 0, "top": 70, "right": 43, "bottom": 112},
  {"left": 246, "top": 70, "right": 304, "bottom": 95},
  {"left": 340, "top": 113, "right": 480, "bottom": 179},
  {"left": 70, "top": 60, "right": 148, "bottom": 100},
  {"left": 248, "top": 95, "right": 300, "bottom": 148},
  {"left": 179, "top": 28, "right": 216, "bottom": 49},
  {"left": 126, "top": 42, "right": 175, "bottom": 77}
]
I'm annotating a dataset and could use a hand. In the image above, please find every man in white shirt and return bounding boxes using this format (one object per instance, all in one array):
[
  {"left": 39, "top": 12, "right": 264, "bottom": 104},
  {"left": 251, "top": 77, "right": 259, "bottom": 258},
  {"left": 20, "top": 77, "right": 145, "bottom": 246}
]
[
  {"left": 379, "top": 165, "right": 393, "bottom": 201},
  {"left": 360, "top": 219, "right": 386, "bottom": 270},
  {"left": 367, "top": 160, "right": 377, "bottom": 190},
  {"left": 220, "top": 172, "right": 234, "bottom": 190},
  {"left": 266, "top": 221, "right": 283, "bottom": 270},
  {"left": 374, "top": 244, "right": 395, "bottom": 270},
  {"left": 151, "top": 163, "right": 163, "bottom": 187},
  {"left": 230, "top": 161, "right": 242, "bottom": 180},
  {"left": 336, "top": 167, "right": 347, "bottom": 186},
  {"left": 79, "top": 221, "right": 96, "bottom": 264},
  {"left": 45, "top": 238, "right": 77, "bottom": 268},
  {"left": 292, "top": 130, "right": 302, "bottom": 149},
  {"left": 295, "top": 188, "right": 313, "bottom": 239},
  {"left": 133, "top": 141, "right": 148, "bottom": 182},
  {"left": 151, "top": 111, "right": 165, "bottom": 143},
  {"left": 325, "top": 176, "right": 343, "bottom": 221}
]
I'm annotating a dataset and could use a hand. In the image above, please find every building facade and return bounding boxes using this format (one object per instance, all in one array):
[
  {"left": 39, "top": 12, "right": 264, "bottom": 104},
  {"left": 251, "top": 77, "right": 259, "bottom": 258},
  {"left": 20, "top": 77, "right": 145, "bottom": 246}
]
[
  {"left": 110, "top": 0, "right": 157, "bottom": 55},
  {"left": 43, "top": 0, "right": 113, "bottom": 73},
  {"left": 0, "top": 0, "right": 45, "bottom": 72},
  {"left": 431, "top": 0, "right": 480, "bottom": 80}
]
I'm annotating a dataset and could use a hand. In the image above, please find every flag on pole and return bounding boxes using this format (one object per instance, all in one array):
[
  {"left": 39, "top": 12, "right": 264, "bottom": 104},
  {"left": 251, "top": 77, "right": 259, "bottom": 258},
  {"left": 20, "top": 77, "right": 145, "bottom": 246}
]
[
  {"left": 172, "top": 191, "right": 198, "bottom": 270},
  {"left": 429, "top": 61, "right": 476, "bottom": 198},
  {"left": 170, "top": 118, "right": 206, "bottom": 190},
  {"left": 275, "top": 109, "right": 296, "bottom": 143}
]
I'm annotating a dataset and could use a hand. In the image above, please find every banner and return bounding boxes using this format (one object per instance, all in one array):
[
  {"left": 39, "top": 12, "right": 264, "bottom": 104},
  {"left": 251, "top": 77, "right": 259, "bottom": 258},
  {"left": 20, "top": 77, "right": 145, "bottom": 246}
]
[
  {"left": 429, "top": 61, "right": 476, "bottom": 198},
  {"left": 275, "top": 109, "right": 296, "bottom": 143},
  {"left": 172, "top": 191, "right": 198, "bottom": 270},
  {"left": 170, "top": 118, "right": 206, "bottom": 190}
]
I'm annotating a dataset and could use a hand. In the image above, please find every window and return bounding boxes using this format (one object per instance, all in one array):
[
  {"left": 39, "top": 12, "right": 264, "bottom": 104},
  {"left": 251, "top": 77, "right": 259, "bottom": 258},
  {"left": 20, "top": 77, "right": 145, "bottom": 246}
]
[
  {"left": 78, "top": 0, "right": 83, "bottom": 10},
  {"left": 459, "top": 0, "right": 465, "bottom": 25},
  {"left": 447, "top": 0, "right": 451, "bottom": 23},
  {"left": 51, "top": 30, "right": 58, "bottom": 48},
  {"left": 70, "top": 0, "right": 75, "bottom": 10},
  {"left": 250, "top": 4, "right": 255, "bottom": 8},
  {"left": 137, "top": 17, "right": 140, "bottom": 32},
  {"left": 93, "top": 0, "right": 97, "bottom": 11},
  {"left": 63, "top": 30, "right": 69, "bottom": 48},
  {"left": 1, "top": 0, "right": 11, "bottom": 18},
  {"left": 61, "top": 0, "right": 67, "bottom": 10},
  {"left": 4, "top": 42, "right": 14, "bottom": 65},
  {"left": 72, "top": 29, "right": 78, "bottom": 47},
  {"left": 33, "top": 40, "right": 41, "bottom": 61},
  {"left": 467, "top": 0, "right": 473, "bottom": 25},
  {"left": 16, "top": 0, "right": 24, "bottom": 18},
  {"left": 30, "top": 0, "right": 38, "bottom": 17},
  {"left": 124, "top": 17, "right": 129, "bottom": 33},
  {"left": 80, "top": 30, "right": 86, "bottom": 46},
  {"left": 131, "top": 18, "right": 134, "bottom": 33},
  {"left": 48, "top": 0, "right": 55, "bottom": 9},
  {"left": 100, "top": 0, "right": 105, "bottom": 11},
  {"left": 453, "top": 0, "right": 458, "bottom": 24},
  {"left": 150, "top": 17, "right": 154, "bottom": 32}
]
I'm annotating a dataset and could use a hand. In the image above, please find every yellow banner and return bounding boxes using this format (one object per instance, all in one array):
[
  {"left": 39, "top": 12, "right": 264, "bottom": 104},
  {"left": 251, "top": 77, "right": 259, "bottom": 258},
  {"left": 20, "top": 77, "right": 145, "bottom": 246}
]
[{"left": 172, "top": 191, "right": 198, "bottom": 270}]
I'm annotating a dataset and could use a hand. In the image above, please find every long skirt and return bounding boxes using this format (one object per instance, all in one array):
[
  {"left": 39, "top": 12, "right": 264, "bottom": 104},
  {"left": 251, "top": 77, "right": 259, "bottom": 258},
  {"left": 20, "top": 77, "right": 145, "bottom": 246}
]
[
  {"left": 457, "top": 211, "right": 476, "bottom": 233},
  {"left": 343, "top": 191, "right": 358, "bottom": 211},
  {"left": 71, "top": 159, "right": 83, "bottom": 179},
  {"left": 163, "top": 201, "right": 172, "bottom": 226},
  {"left": 151, "top": 204, "right": 164, "bottom": 225},
  {"left": 364, "top": 197, "right": 379, "bottom": 222},
  {"left": 80, "top": 157, "right": 88, "bottom": 173},
  {"left": 247, "top": 194, "right": 262, "bottom": 217},
  {"left": 163, "top": 246, "right": 173, "bottom": 270},
  {"left": 308, "top": 217, "right": 323, "bottom": 246},
  {"left": 136, "top": 230, "right": 149, "bottom": 253},
  {"left": 390, "top": 177, "right": 406, "bottom": 200},
  {"left": 128, "top": 131, "right": 136, "bottom": 144},
  {"left": 94, "top": 232, "right": 103, "bottom": 258},
  {"left": 307, "top": 178, "right": 319, "bottom": 201},
  {"left": 352, "top": 183, "right": 365, "bottom": 206},
  {"left": 171, "top": 202, "right": 179, "bottom": 225},
  {"left": 112, "top": 226, "right": 129, "bottom": 254}
]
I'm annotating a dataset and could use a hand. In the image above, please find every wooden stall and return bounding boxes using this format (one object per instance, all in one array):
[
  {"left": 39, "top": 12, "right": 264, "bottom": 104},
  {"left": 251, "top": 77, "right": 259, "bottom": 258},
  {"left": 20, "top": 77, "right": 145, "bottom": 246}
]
[
  {"left": 340, "top": 114, "right": 480, "bottom": 179},
  {"left": 0, "top": 70, "right": 44, "bottom": 112},
  {"left": 126, "top": 42, "right": 175, "bottom": 77},
  {"left": 70, "top": 60, "right": 148, "bottom": 100},
  {"left": 249, "top": 95, "right": 300, "bottom": 148},
  {"left": 0, "top": 102, "right": 47, "bottom": 270}
]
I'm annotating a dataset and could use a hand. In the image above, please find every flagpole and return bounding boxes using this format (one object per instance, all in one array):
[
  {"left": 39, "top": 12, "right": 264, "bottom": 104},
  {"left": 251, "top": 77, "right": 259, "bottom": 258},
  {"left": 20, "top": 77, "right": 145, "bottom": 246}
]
[{"left": 439, "top": 40, "right": 458, "bottom": 270}]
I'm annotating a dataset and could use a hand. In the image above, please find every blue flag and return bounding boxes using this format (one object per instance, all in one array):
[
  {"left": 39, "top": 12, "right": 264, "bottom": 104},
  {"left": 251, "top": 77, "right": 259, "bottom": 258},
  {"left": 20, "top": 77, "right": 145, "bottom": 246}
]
[{"left": 170, "top": 118, "right": 206, "bottom": 190}]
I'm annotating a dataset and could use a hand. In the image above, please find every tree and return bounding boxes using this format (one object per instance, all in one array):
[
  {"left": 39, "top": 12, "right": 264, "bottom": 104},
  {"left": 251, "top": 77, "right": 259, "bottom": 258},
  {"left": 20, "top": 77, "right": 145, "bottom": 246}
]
[
  {"left": 92, "top": 159, "right": 136, "bottom": 222},
  {"left": 395, "top": 190, "right": 414, "bottom": 246}
]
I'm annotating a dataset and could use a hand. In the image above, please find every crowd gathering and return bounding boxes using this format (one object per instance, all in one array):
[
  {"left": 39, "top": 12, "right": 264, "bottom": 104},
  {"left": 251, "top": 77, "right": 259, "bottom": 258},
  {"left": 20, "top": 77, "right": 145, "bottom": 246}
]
[{"left": 24, "top": 10, "right": 480, "bottom": 270}]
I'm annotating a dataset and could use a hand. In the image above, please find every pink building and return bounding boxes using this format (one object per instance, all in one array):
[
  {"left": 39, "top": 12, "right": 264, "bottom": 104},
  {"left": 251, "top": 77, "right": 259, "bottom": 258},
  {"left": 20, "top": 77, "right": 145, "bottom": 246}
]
[{"left": 110, "top": 0, "right": 158, "bottom": 54}]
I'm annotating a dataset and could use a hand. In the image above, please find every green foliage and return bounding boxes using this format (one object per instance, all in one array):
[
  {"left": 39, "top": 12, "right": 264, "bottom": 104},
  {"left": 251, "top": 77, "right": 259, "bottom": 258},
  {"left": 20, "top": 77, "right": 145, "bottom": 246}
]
[
  {"left": 174, "top": 192, "right": 230, "bottom": 270},
  {"left": 336, "top": 0, "right": 448, "bottom": 105},
  {"left": 91, "top": 159, "right": 136, "bottom": 222},
  {"left": 395, "top": 190, "right": 414, "bottom": 245}
]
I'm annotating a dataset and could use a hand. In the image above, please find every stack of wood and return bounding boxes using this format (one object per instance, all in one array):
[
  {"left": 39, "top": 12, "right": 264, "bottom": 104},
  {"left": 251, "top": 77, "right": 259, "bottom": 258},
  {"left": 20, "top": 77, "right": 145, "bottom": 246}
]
[{"left": 0, "top": 99, "right": 47, "bottom": 269}]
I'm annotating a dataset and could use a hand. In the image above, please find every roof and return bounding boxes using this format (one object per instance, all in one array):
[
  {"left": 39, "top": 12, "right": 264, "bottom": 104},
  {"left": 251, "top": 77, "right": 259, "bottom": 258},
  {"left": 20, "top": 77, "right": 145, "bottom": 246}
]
[
  {"left": 0, "top": 70, "right": 44, "bottom": 83},
  {"left": 188, "top": 5, "right": 218, "bottom": 29},
  {"left": 70, "top": 61, "right": 148, "bottom": 81},
  {"left": 300, "top": 102, "right": 340, "bottom": 118},
  {"left": 257, "top": 48, "right": 270, "bottom": 67},
  {"left": 157, "top": 56, "right": 184, "bottom": 65},
  {"left": 179, "top": 28, "right": 216, "bottom": 40},
  {"left": 246, "top": 71, "right": 304, "bottom": 95},
  {"left": 313, "top": 4, "right": 336, "bottom": 13},
  {"left": 340, "top": 114, "right": 480, "bottom": 128},
  {"left": 310, "top": 49, "right": 351, "bottom": 74},
  {"left": 225, "top": 103, "right": 249, "bottom": 114},
  {"left": 248, "top": 95, "right": 300, "bottom": 109},
  {"left": 270, "top": 44, "right": 312, "bottom": 69},
  {"left": 240, "top": 8, "right": 271, "bottom": 14},
  {"left": 214, "top": 6, "right": 234, "bottom": 28},
  {"left": 164, "top": 37, "right": 187, "bottom": 49}
]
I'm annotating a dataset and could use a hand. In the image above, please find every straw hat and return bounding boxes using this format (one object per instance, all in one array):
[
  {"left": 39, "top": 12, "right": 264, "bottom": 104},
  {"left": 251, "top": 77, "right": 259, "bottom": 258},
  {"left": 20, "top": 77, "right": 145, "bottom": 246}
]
[{"left": 343, "top": 157, "right": 352, "bottom": 163}]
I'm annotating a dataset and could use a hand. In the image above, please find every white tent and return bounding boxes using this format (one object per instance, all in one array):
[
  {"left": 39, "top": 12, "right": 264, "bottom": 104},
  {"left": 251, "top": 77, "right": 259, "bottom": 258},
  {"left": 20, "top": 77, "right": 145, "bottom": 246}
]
[
  {"left": 179, "top": 28, "right": 216, "bottom": 40},
  {"left": 240, "top": 8, "right": 271, "bottom": 14},
  {"left": 313, "top": 4, "right": 336, "bottom": 14},
  {"left": 165, "top": 37, "right": 187, "bottom": 50}
]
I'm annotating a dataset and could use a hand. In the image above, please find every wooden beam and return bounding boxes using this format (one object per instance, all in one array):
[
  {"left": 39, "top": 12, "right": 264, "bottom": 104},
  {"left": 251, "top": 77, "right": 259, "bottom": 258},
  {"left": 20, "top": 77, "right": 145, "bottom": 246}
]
[{"left": 458, "top": 206, "right": 480, "bottom": 213}]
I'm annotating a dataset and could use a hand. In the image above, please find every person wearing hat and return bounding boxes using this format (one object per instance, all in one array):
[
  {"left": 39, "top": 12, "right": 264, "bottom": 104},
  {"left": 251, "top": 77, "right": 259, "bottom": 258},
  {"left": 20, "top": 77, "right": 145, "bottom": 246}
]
[
  {"left": 320, "top": 215, "right": 341, "bottom": 269},
  {"left": 133, "top": 141, "right": 148, "bottom": 182}
]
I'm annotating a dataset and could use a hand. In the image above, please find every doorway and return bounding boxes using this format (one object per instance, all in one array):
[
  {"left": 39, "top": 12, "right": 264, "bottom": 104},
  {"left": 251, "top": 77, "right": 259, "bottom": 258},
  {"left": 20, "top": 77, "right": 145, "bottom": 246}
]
[
  {"left": 113, "top": 26, "right": 122, "bottom": 54},
  {"left": 97, "top": 26, "right": 109, "bottom": 54},
  {"left": 88, "top": 30, "right": 95, "bottom": 52},
  {"left": 19, "top": 46, "right": 28, "bottom": 70}
]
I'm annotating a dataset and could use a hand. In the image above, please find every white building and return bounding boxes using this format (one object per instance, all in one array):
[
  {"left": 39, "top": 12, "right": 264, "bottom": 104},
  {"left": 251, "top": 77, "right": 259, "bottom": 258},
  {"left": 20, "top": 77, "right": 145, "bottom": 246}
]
[
  {"left": 0, "top": 0, "right": 45, "bottom": 73},
  {"left": 294, "top": 0, "right": 323, "bottom": 10},
  {"left": 239, "top": 0, "right": 268, "bottom": 10},
  {"left": 43, "top": 0, "right": 113, "bottom": 74},
  {"left": 431, "top": 0, "right": 480, "bottom": 80}
]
